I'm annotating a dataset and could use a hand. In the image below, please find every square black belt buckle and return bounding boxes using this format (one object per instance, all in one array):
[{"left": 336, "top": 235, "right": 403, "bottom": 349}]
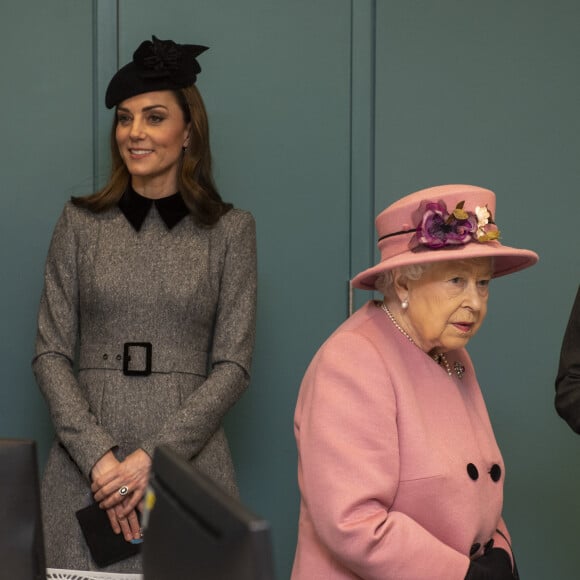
[{"left": 123, "top": 342, "right": 152, "bottom": 376}]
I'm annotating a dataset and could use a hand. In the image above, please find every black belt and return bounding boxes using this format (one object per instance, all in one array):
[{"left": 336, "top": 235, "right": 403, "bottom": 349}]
[{"left": 78, "top": 342, "right": 208, "bottom": 376}]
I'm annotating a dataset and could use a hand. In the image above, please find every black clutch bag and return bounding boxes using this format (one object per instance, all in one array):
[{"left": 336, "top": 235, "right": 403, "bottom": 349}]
[{"left": 75, "top": 502, "right": 141, "bottom": 568}]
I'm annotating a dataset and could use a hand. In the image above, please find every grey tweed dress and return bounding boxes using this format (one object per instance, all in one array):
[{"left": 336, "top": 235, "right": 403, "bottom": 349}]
[{"left": 32, "top": 198, "right": 257, "bottom": 573}]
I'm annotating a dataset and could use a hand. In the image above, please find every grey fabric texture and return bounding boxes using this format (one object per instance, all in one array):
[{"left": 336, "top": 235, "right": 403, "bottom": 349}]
[{"left": 32, "top": 201, "right": 257, "bottom": 572}]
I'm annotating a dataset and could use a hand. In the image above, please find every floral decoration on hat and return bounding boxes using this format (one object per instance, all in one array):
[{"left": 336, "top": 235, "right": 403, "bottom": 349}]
[
  {"left": 134, "top": 36, "right": 203, "bottom": 80},
  {"left": 413, "top": 200, "right": 500, "bottom": 249}
]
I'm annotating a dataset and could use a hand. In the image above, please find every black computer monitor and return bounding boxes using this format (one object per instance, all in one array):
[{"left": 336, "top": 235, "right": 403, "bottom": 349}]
[
  {"left": 0, "top": 438, "right": 46, "bottom": 580},
  {"left": 143, "top": 446, "right": 275, "bottom": 580}
]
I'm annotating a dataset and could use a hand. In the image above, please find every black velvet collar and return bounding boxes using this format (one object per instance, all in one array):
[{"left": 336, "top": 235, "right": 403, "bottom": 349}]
[{"left": 118, "top": 185, "right": 189, "bottom": 231}]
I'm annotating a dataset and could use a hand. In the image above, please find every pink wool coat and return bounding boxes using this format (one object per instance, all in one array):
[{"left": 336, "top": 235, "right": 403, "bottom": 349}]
[{"left": 292, "top": 301, "right": 515, "bottom": 580}]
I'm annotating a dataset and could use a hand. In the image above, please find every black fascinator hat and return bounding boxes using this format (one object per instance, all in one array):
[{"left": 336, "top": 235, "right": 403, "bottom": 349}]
[{"left": 105, "top": 36, "right": 208, "bottom": 109}]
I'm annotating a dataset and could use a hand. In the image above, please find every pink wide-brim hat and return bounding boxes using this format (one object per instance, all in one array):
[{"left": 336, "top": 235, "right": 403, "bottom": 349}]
[{"left": 351, "top": 184, "right": 539, "bottom": 291}]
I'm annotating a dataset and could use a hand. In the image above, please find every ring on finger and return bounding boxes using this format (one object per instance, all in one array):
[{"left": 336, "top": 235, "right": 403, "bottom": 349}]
[{"left": 118, "top": 485, "right": 129, "bottom": 496}]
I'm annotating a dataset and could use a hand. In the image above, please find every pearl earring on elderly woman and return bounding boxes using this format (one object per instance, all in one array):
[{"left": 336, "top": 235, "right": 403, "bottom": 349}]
[{"left": 401, "top": 298, "right": 409, "bottom": 310}]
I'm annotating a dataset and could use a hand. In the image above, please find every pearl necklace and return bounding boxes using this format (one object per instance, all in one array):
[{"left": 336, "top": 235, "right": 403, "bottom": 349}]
[
  {"left": 380, "top": 302, "right": 414, "bottom": 343},
  {"left": 380, "top": 302, "right": 463, "bottom": 379},
  {"left": 432, "top": 353, "right": 452, "bottom": 376}
]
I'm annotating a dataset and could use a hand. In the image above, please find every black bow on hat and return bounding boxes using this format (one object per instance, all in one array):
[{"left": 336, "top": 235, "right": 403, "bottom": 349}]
[{"left": 105, "top": 36, "right": 208, "bottom": 109}]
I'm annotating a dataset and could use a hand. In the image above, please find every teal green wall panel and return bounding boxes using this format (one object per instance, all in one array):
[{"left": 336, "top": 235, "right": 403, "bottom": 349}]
[
  {"left": 2, "top": 1, "right": 579, "bottom": 578},
  {"left": 374, "top": 2, "right": 580, "bottom": 578},
  {"left": 115, "top": 2, "right": 354, "bottom": 577},
  {"left": 0, "top": 0, "right": 94, "bottom": 459}
]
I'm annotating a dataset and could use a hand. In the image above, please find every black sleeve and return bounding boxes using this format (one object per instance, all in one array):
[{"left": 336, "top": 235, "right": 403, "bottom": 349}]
[{"left": 555, "top": 285, "right": 580, "bottom": 432}]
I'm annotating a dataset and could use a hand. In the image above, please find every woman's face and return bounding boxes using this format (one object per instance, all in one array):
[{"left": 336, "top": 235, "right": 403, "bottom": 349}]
[
  {"left": 115, "top": 90, "right": 191, "bottom": 198},
  {"left": 397, "top": 258, "right": 493, "bottom": 355}
]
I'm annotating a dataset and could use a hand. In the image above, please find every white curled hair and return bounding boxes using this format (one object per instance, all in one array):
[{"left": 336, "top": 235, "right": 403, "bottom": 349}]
[{"left": 374, "top": 264, "right": 431, "bottom": 301}]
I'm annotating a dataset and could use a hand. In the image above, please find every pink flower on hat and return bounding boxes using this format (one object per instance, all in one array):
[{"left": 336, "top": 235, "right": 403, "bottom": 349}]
[{"left": 415, "top": 200, "right": 500, "bottom": 249}]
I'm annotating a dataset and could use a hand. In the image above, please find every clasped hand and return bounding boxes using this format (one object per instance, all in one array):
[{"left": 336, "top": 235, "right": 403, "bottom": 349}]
[{"left": 90, "top": 449, "right": 152, "bottom": 542}]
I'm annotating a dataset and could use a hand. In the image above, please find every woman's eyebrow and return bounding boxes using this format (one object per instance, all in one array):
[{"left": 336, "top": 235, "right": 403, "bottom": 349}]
[{"left": 117, "top": 104, "right": 169, "bottom": 113}]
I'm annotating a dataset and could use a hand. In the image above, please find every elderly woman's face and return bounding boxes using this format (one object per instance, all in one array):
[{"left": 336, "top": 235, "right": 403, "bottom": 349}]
[{"left": 402, "top": 258, "right": 493, "bottom": 355}]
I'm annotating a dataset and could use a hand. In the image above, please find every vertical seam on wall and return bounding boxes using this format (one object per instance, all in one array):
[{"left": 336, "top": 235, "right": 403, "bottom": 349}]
[
  {"left": 370, "top": 0, "right": 376, "bottom": 230},
  {"left": 92, "top": 0, "right": 119, "bottom": 192},
  {"left": 348, "top": 0, "right": 354, "bottom": 282},
  {"left": 349, "top": 0, "right": 377, "bottom": 311},
  {"left": 369, "top": 0, "right": 378, "bottom": 302},
  {"left": 347, "top": 0, "right": 355, "bottom": 317}
]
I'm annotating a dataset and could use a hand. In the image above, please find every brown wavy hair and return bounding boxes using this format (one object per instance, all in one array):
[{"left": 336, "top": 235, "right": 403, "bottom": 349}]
[{"left": 72, "top": 85, "right": 232, "bottom": 226}]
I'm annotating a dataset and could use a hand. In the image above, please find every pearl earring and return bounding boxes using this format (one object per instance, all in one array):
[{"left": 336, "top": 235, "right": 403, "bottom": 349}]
[{"left": 401, "top": 298, "right": 409, "bottom": 310}]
